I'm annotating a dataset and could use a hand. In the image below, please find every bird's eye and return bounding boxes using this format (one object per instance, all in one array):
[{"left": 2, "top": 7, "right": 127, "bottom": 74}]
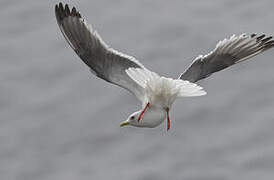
[{"left": 130, "top": 116, "right": 135, "bottom": 120}]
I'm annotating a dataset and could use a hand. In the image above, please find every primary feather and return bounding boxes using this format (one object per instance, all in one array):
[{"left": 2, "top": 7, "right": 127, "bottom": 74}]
[
  {"left": 180, "top": 33, "right": 274, "bottom": 82},
  {"left": 55, "top": 3, "right": 146, "bottom": 100}
]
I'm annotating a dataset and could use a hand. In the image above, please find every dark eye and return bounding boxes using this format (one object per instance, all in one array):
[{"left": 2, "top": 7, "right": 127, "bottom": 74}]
[{"left": 130, "top": 116, "right": 135, "bottom": 120}]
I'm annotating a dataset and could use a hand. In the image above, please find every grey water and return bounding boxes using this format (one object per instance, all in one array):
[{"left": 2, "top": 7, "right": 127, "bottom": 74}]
[{"left": 1, "top": 0, "right": 274, "bottom": 179}]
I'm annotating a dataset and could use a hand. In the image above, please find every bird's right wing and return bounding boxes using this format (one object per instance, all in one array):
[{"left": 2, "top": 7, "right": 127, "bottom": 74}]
[
  {"left": 180, "top": 34, "right": 274, "bottom": 83},
  {"left": 55, "top": 3, "right": 146, "bottom": 100}
]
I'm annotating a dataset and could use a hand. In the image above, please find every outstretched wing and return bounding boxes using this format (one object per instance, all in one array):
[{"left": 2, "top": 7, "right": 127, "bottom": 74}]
[
  {"left": 180, "top": 34, "right": 274, "bottom": 83},
  {"left": 55, "top": 3, "right": 145, "bottom": 100}
]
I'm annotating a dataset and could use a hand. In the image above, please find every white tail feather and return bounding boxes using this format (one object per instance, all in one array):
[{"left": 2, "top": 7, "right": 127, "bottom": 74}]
[{"left": 126, "top": 68, "right": 206, "bottom": 107}]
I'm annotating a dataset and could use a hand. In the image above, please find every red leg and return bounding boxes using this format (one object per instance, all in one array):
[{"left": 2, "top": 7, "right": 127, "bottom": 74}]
[
  {"left": 166, "top": 107, "right": 170, "bottom": 131},
  {"left": 138, "top": 102, "right": 150, "bottom": 122}
]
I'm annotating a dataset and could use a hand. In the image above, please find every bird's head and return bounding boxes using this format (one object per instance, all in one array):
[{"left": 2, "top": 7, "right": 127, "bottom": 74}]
[
  {"left": 120, "top": 111, "right": 141, "bottom": 128},
  {"left": 120, "top": 106, "right": 166, "bottom": 128}
]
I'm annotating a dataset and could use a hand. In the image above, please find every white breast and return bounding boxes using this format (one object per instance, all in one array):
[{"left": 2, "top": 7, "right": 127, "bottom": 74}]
[{"left": 140, "top": 107, "right": 166, "bottom": 128}]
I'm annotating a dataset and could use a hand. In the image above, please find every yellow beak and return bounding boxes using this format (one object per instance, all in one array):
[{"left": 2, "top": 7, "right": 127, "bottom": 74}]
[{"left": 120, "top": 120, "right": 129, "bottom": 127}]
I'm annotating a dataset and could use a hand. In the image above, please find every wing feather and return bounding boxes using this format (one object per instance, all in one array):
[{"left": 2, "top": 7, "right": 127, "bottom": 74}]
[
  {"left": 55, "top": 3, "right": 146, "bottom": 100},
  {"left": 180, "top": 33, "right": 274, "bottom": 82}
]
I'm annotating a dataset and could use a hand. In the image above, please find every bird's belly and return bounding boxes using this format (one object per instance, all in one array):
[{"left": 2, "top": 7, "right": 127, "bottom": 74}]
[
  {"left": 145, "top": 118, "right": 165, "bottom": 128},
  {"left": 142, "top": 108, "right": 166, "bottom": 128}
]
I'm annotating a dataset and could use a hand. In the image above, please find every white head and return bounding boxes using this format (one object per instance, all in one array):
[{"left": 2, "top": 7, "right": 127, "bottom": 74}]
[
  {"left": 120, "top": 111, "right": 142, "bottom": 127},
  {"left": 120, "top": 107, "right": 166, "bottom": 128}
]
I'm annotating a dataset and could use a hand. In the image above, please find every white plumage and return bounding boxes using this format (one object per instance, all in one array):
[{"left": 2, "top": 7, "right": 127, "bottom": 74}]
[
  {"left": 55, "top": 3, "right": 274, "bottom": 131},
  {"left": 126, "top": 68, "right": 206, "bottom": 108}
]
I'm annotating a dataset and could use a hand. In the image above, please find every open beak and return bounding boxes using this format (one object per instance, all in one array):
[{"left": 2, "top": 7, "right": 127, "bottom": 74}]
[{"left": 120, "top": 120, "right": 129, "bottom": 127}]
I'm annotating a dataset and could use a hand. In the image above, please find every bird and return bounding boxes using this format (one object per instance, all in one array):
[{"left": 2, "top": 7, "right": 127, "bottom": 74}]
[{"left": 55, "top": 2, "right": 274, "bottom": 131}]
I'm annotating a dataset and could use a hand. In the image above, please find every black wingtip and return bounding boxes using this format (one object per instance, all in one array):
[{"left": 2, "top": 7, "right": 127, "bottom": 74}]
[
  {"left": 261, "top": 36, "right": 272, "bottom": 43},
  {"left": 55, "top": 4, "right": 59, "bottom": 16},
  {"left": 251, "top": 33, "right": 256, "bottom": 38},
  {"left": 257, "top": 34, "right": 266, "bottom": 40},
  {"left": 64, "top": 4, "right": 70, "bottom": 16},
  {"left": 71, "top": 7, "right": 77, "bottom": 16},
  {"left": 59, "top": 2, "right": 64, "bottom": 10},
  {"left": 252, "top": 34, "right": 274, "bottom": 50},
  {"left": 265, "top": 40, "right": 274, "bottom": 45},
  {"left": 55, "top": 2, "right": 82, "bottom": 21},
  {"left": 76, "top": 12, "right": 81, "bottom": 18}
]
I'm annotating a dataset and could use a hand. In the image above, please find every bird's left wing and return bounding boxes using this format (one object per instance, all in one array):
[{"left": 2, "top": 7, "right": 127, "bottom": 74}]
[
  {"left": 55, "top": 3, "right": 145, "bottom": 100},
  {"left": 180, "top": 34, "right": 274, "bottom": 83}
]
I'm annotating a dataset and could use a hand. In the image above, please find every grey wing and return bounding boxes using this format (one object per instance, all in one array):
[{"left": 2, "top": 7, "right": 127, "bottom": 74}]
[
  {"left": 180, "top": 34, "right": 274, "bottom": 83},
  {"left": 55, "top": 3, "right": 145, "bottom": 100}
]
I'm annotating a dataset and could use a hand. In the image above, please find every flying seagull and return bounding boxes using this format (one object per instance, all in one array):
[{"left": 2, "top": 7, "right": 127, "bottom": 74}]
[{"left": 55, "top": 3, "right": 274, "bottom": 131}]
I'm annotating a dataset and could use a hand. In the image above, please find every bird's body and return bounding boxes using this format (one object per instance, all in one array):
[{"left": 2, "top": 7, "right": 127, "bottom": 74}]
[
  {"left": 125, "top": 107, "right": 166, "bottom": 128},
  {"left": 121, "top": 68, "right": 206, "bottom": 130},
  {"left": 55, "top": 2, "right": 274, "bottom": 131}
]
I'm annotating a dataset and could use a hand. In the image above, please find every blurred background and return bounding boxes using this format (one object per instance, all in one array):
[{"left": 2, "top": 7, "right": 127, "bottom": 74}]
[{"left": 1, "top": 0, "right": 274, "bottom": 179}]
